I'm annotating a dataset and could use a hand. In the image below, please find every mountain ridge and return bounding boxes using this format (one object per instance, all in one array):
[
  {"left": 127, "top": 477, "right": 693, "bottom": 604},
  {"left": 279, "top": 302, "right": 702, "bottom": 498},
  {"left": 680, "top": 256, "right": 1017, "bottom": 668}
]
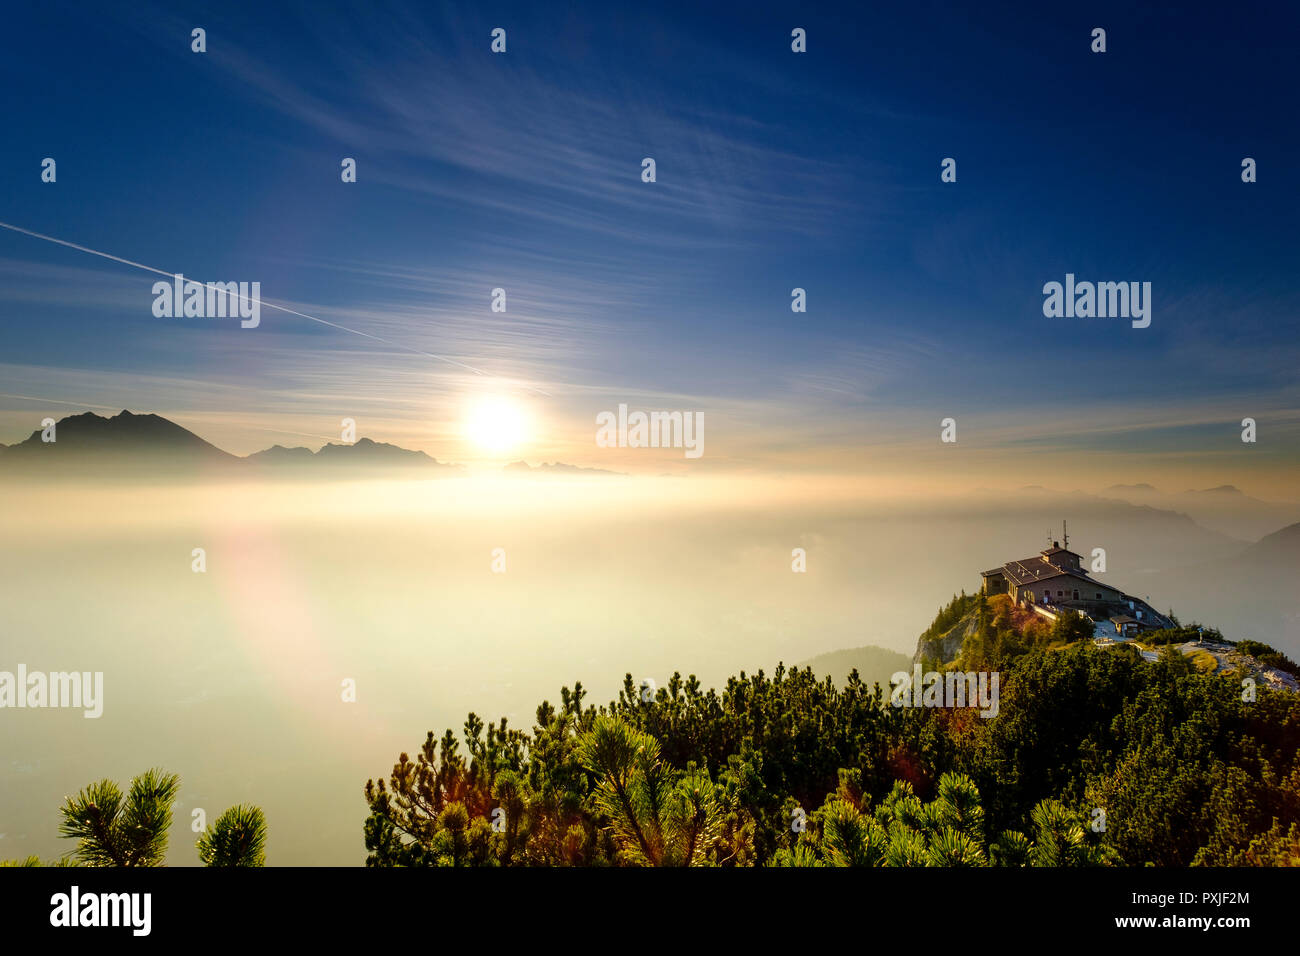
[
  {"left": 0, "top": 410, "right": 457, "bottom": 473},
  {"left": 503, "top": 460, "right": 624, "bottom": 476},
  {"left": 794, "top": 644, "right": 913, "bottom": 689}
]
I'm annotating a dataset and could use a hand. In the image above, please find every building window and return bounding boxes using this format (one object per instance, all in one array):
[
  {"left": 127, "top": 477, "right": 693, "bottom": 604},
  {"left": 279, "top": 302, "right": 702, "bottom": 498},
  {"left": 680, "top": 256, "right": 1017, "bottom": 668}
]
[
  {"left": 1073, "top": 589, "right": 1079, "bottom": 600},
  {"left": 1057, "top": 590, "right": 1063, "bottom": 597},
  {"left": 1096, "top": 593, "right": 1102, "bottom": 599}
]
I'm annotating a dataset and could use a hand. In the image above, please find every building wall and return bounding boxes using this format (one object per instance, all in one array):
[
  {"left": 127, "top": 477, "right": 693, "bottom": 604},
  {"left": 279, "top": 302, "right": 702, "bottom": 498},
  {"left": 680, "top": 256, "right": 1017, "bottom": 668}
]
[
  {"left": 1044, "top": 550, "right": 1082, "bottom": 573},
  {"left": 1013, "top": 575, "right": 1123, "bottom": 607}
]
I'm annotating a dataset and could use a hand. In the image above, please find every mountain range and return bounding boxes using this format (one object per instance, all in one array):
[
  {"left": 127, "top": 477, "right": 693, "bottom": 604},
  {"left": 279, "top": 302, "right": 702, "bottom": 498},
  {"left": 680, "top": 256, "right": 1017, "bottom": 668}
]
[
  {"left": 503, "top": 460, "right": 624, "bottom": 476},
  {"left": 0, "top": 410, "right": 633, "bottom": 478},
  {"left": 1099, "top": 482, "right": 1300, "bottom": 541},
  {"left": 0, "top": 411, "right": 458, "bottom": 477},
  {"left": 793, "top": 645, "right": 913, "bottom": 689}
]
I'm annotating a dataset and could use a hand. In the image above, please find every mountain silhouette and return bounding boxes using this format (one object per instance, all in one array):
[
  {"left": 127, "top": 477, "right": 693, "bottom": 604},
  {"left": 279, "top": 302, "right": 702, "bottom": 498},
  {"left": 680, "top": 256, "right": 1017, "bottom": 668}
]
[
  {"left": 245, "top": 444, "right": 317, "bottom": 464},
  {"left": 1100, "top": 481, "right": 1299, "bottom": 541},
  {"left": 3, "top": 410, "right": 235, "bottom": 460},
  {"left": 503, "top": 460, "right": 623, "bottom": 476},
  {"left": 258, "top": 437, "right": 449, "bottom": 467},
  {"left": 793, "top": 645, "right": 912, "bottom": 689},
  {"left": 1238, "top": 521, "right": 1300, "bottom": 565},
  {"left": 0, "top": 410, "right": 457, "bottom": 477}
]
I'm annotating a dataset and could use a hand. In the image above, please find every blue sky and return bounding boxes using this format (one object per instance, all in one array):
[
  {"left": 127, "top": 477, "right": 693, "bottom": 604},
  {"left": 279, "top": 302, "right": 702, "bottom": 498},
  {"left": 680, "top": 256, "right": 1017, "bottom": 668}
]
[{"left": 1, "top": 0, "right": 1298, "bottom": 489}]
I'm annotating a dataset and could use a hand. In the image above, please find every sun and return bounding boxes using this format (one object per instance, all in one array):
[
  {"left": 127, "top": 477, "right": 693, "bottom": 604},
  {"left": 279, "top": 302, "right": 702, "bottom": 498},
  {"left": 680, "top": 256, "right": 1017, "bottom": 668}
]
[{"left": 463, "top": 395, "right": 529, "bottom": 455}]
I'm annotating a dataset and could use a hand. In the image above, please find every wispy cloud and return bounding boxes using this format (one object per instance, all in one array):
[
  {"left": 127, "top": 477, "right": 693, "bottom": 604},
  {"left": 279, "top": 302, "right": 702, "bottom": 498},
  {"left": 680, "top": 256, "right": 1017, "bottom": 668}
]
[{"left": 124, "top": 3, "right": 866, "bottom": 247}]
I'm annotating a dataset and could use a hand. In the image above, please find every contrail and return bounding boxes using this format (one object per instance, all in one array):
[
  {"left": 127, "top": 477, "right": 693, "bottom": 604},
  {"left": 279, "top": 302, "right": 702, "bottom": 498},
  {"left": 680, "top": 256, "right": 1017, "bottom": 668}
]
[
  {"left": 0, "top": 393, "right": 122, "bottom": 411},
  {"left": 0, "top": 220, "right": 551, "bottom": 396}
]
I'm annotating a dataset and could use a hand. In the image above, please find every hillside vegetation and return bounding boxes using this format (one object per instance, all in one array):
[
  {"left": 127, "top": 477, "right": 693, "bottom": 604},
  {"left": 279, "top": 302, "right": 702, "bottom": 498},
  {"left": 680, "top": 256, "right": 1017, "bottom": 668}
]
[
  {"left": 362, "top": 600, "right": 1300, "bottom": 867},
  {"left": 916, "top": 592, "right": 1092, "bottom": 669}
]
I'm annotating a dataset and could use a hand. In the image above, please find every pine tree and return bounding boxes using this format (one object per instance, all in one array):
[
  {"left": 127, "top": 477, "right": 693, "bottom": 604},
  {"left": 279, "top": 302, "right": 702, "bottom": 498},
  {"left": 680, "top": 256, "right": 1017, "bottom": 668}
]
[
  {"left": 57, "top": 768, "right": 180, "bottom": 866},
  {"left": 197, "top": 805, "right": 268, "bottom": 867}
]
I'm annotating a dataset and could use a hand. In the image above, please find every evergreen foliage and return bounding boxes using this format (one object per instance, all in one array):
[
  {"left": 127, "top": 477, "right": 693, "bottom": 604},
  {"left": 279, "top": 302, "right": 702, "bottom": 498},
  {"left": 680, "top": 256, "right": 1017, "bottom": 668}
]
[
  {"left": 197, "top": 804, "right": 269, "bottom": 867},
  {"left": 57, "top": 768, "right": 180, "bottom": 867},
  {"left": 1, "top": 769, "right": 270, "bottom": 867},
  {"left": 362, "top": 615, "right": 1300, "bottom": 866}
]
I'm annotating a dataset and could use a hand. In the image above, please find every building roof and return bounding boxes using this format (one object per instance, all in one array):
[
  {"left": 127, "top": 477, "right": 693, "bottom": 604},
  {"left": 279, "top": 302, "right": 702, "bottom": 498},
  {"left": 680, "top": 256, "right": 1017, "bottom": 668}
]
[
  {"left": 1000, "top": 555, "right": 1096, "bottom": 586},
  {"left": 1110, "top": 615, "right": 1141, "bottom": 626},
  {"left": 1041, "top": 546, "right": 1081, "bottom": 560}
]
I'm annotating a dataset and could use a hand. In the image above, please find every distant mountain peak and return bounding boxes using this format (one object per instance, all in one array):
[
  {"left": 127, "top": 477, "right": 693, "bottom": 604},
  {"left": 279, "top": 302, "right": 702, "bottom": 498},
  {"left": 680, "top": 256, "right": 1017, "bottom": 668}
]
[
  {"left": 6, "top": 409, "right": 234, "bottom": 460},
  {"left": 1241, "top": 520, "right": 1300, "bottom": 559},
  {"left": 246, "top": 444, "right": 315, "bottom": 461},
  {"left": 1, "top": 410, "right": 460, "bottom": 475},
  {"left": 316, "top": 437, "right": 437, "bottom": 462},
  {"left": 1187, "top": 485, "right": 1244, "bottom": 496},
  {"left": 504, "top": 460, "right": 623, "bottom": 476}
]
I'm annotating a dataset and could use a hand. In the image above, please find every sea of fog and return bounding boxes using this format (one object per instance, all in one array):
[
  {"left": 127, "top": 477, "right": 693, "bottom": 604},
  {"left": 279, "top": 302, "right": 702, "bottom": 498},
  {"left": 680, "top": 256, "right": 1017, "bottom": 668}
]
[{"left": 1, "top": 475, "right": 1292, "bottom": 864}]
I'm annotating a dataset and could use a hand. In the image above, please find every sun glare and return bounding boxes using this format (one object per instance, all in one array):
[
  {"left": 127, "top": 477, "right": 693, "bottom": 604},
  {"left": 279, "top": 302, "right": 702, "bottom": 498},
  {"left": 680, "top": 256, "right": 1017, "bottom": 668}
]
[{"left": 464, "top": 395, "right": 529, "bottom": 455}]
